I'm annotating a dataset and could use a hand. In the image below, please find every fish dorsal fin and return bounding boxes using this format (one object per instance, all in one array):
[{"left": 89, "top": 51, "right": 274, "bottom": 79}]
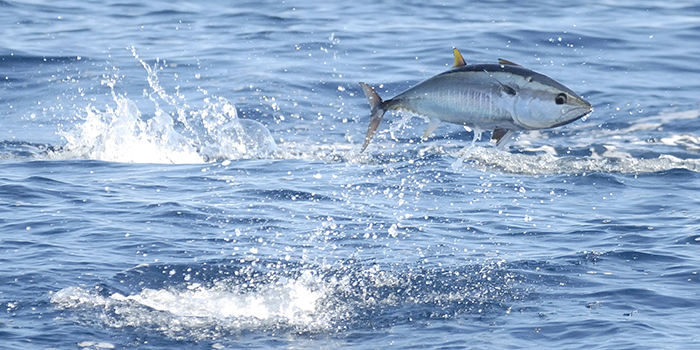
[
  {"left": 453, "top": 48, "right": 466, "bottom": 67},
  {"left": 498, "top": 58, "right": 521, "bottom": 67}
]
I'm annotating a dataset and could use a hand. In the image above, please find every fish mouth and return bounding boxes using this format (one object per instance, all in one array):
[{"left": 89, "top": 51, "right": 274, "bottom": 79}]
[{"left": 551, "top": 103, "right": 593, "bottom": 128}]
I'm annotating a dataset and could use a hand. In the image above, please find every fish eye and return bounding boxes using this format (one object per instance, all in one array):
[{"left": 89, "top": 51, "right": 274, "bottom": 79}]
[{"left": 555, "top": 93, "right": 567, "bottom": 105}]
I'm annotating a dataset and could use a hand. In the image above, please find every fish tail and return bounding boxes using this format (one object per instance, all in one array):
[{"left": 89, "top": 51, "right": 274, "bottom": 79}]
[{"left": 359, "top": 82, "right": 386, "bottom": 152}]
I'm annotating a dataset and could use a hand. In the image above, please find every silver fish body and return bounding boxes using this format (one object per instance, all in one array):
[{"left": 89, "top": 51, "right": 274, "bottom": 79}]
[{"left": 359, "top": 49, "right": 592, "bottom": 152}]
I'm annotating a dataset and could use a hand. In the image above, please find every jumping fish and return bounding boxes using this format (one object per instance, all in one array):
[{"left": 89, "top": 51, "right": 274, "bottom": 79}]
[{"left": 358, "top": 48, "right": 592, "bottom": 152}]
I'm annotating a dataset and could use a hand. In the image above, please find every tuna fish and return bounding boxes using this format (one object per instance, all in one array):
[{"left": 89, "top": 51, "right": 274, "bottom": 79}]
[{"left": 358, "top": 48, "right": 592, "bottom": 152}]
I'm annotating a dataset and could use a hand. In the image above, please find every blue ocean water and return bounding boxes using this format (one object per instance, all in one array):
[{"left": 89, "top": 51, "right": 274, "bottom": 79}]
[{"left": 1, "top": 0, "right": 700, "bottom": 349}]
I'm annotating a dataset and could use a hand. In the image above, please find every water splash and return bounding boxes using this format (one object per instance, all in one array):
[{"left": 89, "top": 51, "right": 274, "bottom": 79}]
[
  {"left": 52, "top": 270, "right": 331, "bottom": 340},
  {"left": 54, "top": 48, "right": 277, "bottom": 164}
]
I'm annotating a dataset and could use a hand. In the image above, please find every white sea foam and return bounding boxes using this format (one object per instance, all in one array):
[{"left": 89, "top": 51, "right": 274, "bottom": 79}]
[{"left": 115, "top": 271, "right": 323, "bottom": 322}]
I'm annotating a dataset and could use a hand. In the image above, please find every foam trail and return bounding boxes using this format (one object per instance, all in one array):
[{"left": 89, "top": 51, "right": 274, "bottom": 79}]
[{"left": 452, "top": 147, "right": 700, "bottom": 174}]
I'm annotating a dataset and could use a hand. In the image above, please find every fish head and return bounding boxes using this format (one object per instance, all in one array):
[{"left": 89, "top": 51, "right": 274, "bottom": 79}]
[{"left": 512, "top": 74, "right": 592, "bottom": 130}]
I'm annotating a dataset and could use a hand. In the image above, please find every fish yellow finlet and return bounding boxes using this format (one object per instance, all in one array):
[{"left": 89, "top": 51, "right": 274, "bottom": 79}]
[{"left": 453, "top": 48, "right": 466, "bottom": 67}]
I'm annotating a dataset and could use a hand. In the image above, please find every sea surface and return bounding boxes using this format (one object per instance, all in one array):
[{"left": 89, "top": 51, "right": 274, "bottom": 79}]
[{"left": 1, "top": 0, "right": 700, "bottom": 349}]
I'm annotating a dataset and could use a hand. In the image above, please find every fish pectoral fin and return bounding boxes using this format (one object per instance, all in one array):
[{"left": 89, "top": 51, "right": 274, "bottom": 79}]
[
  {"left": 422, "top": 118, "right": 442, "bottom": 138},
  {"left": 499, "top": 83, "right": 517, "bottom": 96},
  {"left": 498, "top": 58, "right": 522, "bottom": 67},
  {"left": 452, "top": 48, "right": 466, "bottom": 67},
  {"left": 491, "top": 127, "right": 515, "bottom": 149}
]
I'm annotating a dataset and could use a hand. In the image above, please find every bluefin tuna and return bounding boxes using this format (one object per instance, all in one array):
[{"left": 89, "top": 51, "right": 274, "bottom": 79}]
[{"left": 358, "top": 48, "right": 592, "bottom": 152}]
